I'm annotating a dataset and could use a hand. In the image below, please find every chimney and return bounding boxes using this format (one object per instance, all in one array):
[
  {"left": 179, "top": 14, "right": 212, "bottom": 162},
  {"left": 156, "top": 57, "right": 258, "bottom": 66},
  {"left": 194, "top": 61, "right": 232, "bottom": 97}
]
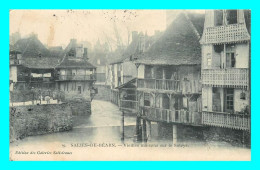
[
  {"left": 83, "top": 48, "right": 88, "bottom": 60},
  {"left": 138, "top": 32, "right": 145, "bottom": 52}
]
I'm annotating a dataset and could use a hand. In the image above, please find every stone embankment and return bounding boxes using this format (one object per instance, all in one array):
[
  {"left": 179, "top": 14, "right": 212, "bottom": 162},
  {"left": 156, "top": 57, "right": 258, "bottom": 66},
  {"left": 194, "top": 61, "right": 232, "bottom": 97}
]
[{"left": 10, "top": 103, "right": 73, "bottom": 143}]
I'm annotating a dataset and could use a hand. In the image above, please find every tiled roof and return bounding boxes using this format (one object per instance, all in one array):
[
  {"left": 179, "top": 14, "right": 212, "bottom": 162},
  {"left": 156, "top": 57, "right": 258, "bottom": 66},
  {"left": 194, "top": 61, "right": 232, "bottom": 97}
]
[
  {"left": 109, "top": 37, "right": 140, "bottom": 65},
  {"left": 109, "top": 32, "right": 160, "bottom": 65},
  {"left": 14, "top": 36, "right": 52, "bottom": 58},
  {"left": 23, "top": 57, "right": 60, "bottom": 69},
  {"left": 55, "top": 58, "right": 96, "bottom": 69},
  {"left": 56, "top": 40, "right": 96, "bottom": 69},
  {"left": 13, "top": 36, "right": 63, "bottom": 69},
  {"left": 135, "top": 12, "right": 204, "bottom": 66}
]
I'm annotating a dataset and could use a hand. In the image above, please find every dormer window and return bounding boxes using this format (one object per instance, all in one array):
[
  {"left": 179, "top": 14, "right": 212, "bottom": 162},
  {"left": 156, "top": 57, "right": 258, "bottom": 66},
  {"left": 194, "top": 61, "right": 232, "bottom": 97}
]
[
  {"left": 215, "top": 10, "right": 223, "bottom": 26},
  {"left": 226, "top": 10, "right": 238, "bottom": 25},
  {"left": 68, "top": 49, "right": 75, "bottom": 57},
  {"left": 38, "top": 52, "right": 42, "bottom": 58},
  {"left": 215, "top": 10, "right": 238, "bottom": 26}
]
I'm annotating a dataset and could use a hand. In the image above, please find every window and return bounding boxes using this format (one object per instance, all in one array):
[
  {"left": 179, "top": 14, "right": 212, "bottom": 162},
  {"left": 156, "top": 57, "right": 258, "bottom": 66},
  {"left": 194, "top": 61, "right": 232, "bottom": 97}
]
[
  {"left": 118, "top": 77, "right": 121, "bottom": 86},
  {"left": 145, "top": 65, "right": 153, "bottom": 79},
  {"left": 68, "top": 49, "right": 75, "bottom": 57},
  {"left": 225, "top": 88, "right": 234, "bottom": 112},
  {"left": 226, "top": 10, "right": 237, "bottom": 24},
  {"left": 214, "top": 44, "right": 224, "bottom": 53},
  {"left": 226, "top": 44, "right": 236, "bottom": 68},
  {"left": 215, "top": 10, "right": 223, "bottom": 26},
  {"left": 144, "top": 93, "right": 150, "bottom": 106}
]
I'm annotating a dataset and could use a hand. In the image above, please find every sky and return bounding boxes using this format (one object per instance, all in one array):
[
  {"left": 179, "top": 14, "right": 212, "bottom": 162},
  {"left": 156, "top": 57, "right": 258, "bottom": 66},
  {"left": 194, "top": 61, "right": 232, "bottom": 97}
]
[{"left": 10, "top": 10, "right": 205, "bottom": 50}]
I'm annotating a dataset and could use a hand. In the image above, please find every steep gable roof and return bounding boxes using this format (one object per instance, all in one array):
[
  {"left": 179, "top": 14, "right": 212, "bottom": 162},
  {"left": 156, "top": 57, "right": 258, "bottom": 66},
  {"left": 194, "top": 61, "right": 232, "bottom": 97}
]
[
  {"left": 55, "top": 58, "right": 96, "bottom": 69},
  {"left": 13, "top": 36, "right": 62, "bottom": 69},
  {"left": 55, "top": 40, "right": 96, "bottom": 69},
  {"left": 14, "top": 36, "right": 51, "bottom": 58},
  {"left": 135, "top": 12, "right": 204, "bottom": 66},
  {"left": 110, "top": 32, "right": 160, "bottom": 65},
  {"left": 23, "top": 57, "right": 60, "bottom": 69},
  {"left": 109, "top": 36, "right": 140, "bottom": 65}
]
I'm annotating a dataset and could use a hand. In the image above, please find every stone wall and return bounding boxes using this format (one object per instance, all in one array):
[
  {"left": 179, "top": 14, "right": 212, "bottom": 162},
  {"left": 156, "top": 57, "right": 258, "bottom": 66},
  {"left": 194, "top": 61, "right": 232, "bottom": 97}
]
[
  {"left": 69, "top": 101, "right": 91, "bottom": 116},
  {"left": 10, "top": 103, "right": 72, "bottom": 143},
  {"left": 93, "top": 84, "right": 111, "bottom": 101},
  {"left": 177, "top": 125, "right": 250, "bottom": 148},
  {"left": 201, "top": 126, "right": 251, "bottom": 147},
  {"left": 150, "top": 123, "right": 250, "bottom": 148}
]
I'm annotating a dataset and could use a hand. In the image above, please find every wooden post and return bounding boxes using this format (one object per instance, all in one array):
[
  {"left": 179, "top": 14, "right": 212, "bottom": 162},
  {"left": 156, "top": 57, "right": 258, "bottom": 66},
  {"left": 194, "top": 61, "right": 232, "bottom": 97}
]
[
  {"left": 146, "top": 120, "right": 152, "bottom": 141},
  {"left": 142, "top": 119, "right": 147, "bottom": 142},
  {"left": 121, "top": 111, "right": 124, "bottom": 142},
  {"left": 136, "top": 117, "right": 142, "bottom": 142}
]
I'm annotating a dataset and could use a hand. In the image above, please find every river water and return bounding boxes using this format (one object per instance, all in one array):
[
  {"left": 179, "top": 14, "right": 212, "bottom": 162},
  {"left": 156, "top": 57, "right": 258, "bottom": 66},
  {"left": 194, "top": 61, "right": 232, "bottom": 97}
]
[{"left": 9, "top": 100, "right": 250, "bottom": 161}]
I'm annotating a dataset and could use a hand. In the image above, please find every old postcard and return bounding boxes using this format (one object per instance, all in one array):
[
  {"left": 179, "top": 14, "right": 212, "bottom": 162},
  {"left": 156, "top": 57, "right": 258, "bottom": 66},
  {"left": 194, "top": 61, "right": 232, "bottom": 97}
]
[{"left": 9, "top": 9, "right": 251, "bottom": 161}]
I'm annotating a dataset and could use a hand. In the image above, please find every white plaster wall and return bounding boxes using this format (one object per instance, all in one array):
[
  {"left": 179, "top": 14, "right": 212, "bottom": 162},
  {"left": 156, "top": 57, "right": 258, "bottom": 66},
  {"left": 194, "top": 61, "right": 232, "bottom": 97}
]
[
  {"left": 10, "top": 66, "right": 17, "bottom": 82},
  {"left": 234, "top": 89, "right": 249, "bottom": 112},
  {"left": 238, "top": 10, "right": 246, "bottom": 24},
  {"left": 202, "top": 86, "right": 212, "bottom": 111},
  {"left": 204, "top": 10, "right": 214, "bottom": 28},
  {"left": 137, "top": 65, "right": 145, "bottom": 79},
  {"left": 235, "top": 43, "right": 249, "bottom": 68},
  {"left": 114, "top": 64, "right": 118, "bottom": 88},
  {"left": 202, "top": 45, "right": 213, "bottom": 69}
]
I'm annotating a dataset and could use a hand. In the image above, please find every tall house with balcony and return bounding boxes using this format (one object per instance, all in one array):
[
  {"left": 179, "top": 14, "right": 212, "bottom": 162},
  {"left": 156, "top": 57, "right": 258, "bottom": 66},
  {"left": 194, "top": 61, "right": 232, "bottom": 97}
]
[
  {"left": 200, "top": 10, "right": 251, "bottom": 131},
  {"left": 109, "top": 31, "right": 157, "bottom": 106},
  {"left": 134, "top": 12, "right": 205, "bottom": 142},
  {"left": 55, "top": 39, "right": 97, "bottom": 102},
  {"left": 10, "top": 36, "right": 61, "bottom": 91}
]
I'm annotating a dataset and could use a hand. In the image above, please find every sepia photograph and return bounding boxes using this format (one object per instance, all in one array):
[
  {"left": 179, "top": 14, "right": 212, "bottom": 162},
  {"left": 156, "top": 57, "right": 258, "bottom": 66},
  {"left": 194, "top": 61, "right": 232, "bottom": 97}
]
[{"left": 9, "top": 9, "right": 251, "bottom": 161}]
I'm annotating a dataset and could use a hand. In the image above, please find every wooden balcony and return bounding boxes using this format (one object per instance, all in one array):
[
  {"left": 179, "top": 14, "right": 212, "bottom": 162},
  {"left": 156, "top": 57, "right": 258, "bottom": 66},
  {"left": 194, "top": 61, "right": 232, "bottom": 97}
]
[
  {"left": 137, "top": 78, "right": 201, "bottom": 94},
  {"left": 202, "top": 68, "right": 249, "bottom": 88},
  {"left": 202, "top": 111, "right": 250, "bottom": 131},
  {"left": 57, "top": 74, "right": 96, "bottom": 81},
  {"left": 120, "top": 100, "right": 138, "bottom": 112},
  {"left": 139, "top": 106, "right": 202, "bottom": 125},
  {"left": 201, "top": 23, "right": 250, "bottom": 44},
  {"left": 17, "top": 76, "right": 30, "bottom": 82}
]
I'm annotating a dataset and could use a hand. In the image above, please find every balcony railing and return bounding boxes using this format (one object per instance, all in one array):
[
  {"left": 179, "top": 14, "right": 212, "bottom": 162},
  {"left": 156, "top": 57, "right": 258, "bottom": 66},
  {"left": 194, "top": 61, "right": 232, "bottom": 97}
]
[
  {"left": 57, "top": 74, "right": 96, "bottom": 81},
  {"left": 202, "top": 68, "right": 249, "bottom": 88},
  {"left": 139, "top": 106, "right": 202, "bottom": 125},
  {"left": 137, "top": 78, "right": 201, "bottom": 94},
  {"left": 201, "top": 23, "right": 250, "bottom": 44},
  {"left": 17, "top": 76, "right": 30, "bottom": 82},
  {"left": 202, "top": 111, "right": 250, "bottom": 131},
  {"left": 120, "top": 100, "right": 138, "bottom": 112}
]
